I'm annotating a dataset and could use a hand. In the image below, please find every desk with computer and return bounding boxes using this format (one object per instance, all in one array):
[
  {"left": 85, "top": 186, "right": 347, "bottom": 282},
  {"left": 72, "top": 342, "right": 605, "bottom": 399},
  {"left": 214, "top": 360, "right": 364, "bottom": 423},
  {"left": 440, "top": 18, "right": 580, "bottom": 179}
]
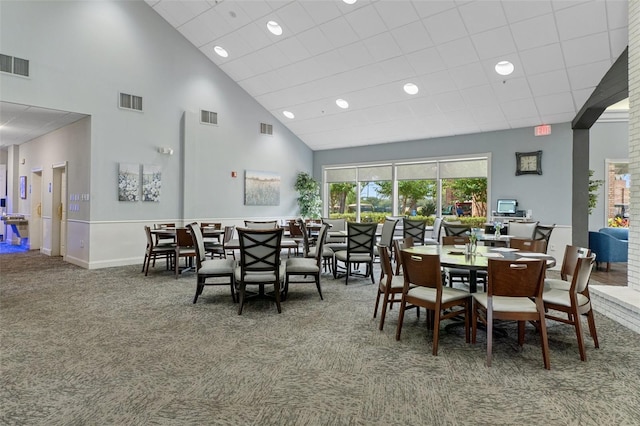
[{"left": 486, "top": 198, "right": 536, "bottom": 234}]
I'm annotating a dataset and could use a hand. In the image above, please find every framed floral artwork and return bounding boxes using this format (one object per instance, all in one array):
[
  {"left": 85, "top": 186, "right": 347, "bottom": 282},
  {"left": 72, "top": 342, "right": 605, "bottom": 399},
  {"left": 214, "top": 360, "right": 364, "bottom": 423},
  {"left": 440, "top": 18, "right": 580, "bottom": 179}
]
[
  {"left": 142, "top": 164, "right": 161, "bottom": 202},
  {"left": 118, "top": 163, "right": 140, "bottom": 201}
]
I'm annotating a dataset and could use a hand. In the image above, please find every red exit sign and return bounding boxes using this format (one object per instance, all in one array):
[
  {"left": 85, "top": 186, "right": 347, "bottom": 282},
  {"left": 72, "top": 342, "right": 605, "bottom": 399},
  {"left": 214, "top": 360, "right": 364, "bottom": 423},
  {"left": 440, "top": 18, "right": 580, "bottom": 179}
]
[{"left": 534, "top": 124, "right": 551, "bottom": 136}]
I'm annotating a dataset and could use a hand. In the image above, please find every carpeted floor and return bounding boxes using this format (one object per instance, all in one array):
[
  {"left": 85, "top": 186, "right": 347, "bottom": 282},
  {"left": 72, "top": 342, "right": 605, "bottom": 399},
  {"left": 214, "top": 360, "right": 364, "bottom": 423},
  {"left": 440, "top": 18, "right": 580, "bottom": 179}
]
[{"left": 1, "top": 251, "right": 639, "bottom": 425}]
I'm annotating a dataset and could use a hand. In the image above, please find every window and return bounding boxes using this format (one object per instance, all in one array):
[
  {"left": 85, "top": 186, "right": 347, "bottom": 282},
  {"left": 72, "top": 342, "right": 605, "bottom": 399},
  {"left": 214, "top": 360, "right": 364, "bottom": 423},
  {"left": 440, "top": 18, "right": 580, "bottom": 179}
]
[{"left": 606, "top": 160, "right": 630, "bottom": 227}]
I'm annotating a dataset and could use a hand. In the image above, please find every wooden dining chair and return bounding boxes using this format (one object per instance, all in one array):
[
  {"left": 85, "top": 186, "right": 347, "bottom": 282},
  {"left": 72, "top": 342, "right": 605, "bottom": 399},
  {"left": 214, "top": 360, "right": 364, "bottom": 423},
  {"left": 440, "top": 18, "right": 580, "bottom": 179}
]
[
  {"left": 393, "top": 236, "right": 414, "bottom": 275},
  {"left": 543, "top": 254, "right": 599, "bottom": 361},
  {"left": 442, "top": 223, "right": 471, "bottom": 237},
  {"left": 243, "top": 220, "right": 278, "bottom": 229},
  {"left": 284, "top": 224, "right": 328, "bottom": 301},
  {"left": 396, "top": 250, "right": 471, "bottom": 356},
  {"left": 142, "top": 226, "right": 174, "bottom": 276},
  {"left": 333, "top": 222, "right": 378, "bottom": 285},
  {"left": 374, "top": 244, "right": 419, "bottom": 331},
  {"left": 154, "top": 222, "right": 176, "bottom": 247},
  {"left": 509, "top": 238, "right": 547, "bottom": 253},
  {"left": 373, "top": 218, "right": 399, "bottom": 262},
  {"left": 472, "top": 258, "right": 550, "bottom": 369},
  {"left": 186, "top": 223, "right": 236, "bottom": 304},
  {"left": 174, "top": 227, "right": 197, "bottom": 279},
  {"left": 544, "top": 245, "right": 590, "bottom": 291},
  {"left": 441, "top": 235, "right": 478, "bottom": 289},
  {"left": 403, "top": 218, "right": 426, "bottom": 245}
]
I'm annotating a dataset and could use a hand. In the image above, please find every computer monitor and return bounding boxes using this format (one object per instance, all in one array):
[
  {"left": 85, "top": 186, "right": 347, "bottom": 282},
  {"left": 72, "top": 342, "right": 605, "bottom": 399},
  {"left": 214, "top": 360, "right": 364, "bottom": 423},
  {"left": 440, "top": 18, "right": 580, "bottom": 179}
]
[{"left": 496, "top": 199, "right": 517, "bottom": 215}]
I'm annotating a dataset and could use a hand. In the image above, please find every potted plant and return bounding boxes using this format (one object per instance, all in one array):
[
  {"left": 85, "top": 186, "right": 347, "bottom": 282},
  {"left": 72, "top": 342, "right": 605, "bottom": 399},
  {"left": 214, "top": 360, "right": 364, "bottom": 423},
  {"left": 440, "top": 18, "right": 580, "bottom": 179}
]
[
  {"left": 294, "top": 172, "right": 322, "bottom": 219},
  {"left": 588, "top": 169, "right": 604, "bottom": 215}
]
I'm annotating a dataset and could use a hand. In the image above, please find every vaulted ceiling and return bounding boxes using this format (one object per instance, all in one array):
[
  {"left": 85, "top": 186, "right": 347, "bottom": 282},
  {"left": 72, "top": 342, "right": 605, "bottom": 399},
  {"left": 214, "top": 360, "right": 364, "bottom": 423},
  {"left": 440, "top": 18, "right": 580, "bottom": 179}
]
[{"left": 145, "top": 0, "right": 628, "bottom": 151}]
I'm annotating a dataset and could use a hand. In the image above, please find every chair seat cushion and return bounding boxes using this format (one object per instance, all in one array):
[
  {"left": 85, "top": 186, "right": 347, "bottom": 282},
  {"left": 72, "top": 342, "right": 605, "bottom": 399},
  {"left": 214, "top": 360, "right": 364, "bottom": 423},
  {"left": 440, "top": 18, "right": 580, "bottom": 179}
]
[
  {"left": 544, "top": 278, "right": 571, "bottom": 292},
  {"left": 334, "top": 251, "right": 372, "bottom": 263},
  {"left": 384, "top": 274, "right": 405, "bottom": 290},
  {"left": 286, "top": 258, "right": 319, "bottom": 273},
  {"left": 325, "top": 243, "right": 347, "bottom": 252},
  {"left": 408, "top": 286, "right": 469, "bottom": 304},
  {"left": 543, "top": 289, "right": 590, "bottom": 308},
  {"left": 307, "top": 246, "right": 334, "bottom": 258},
  {"left": 473, "top": 294, "right": 538, "bottom": 312},
  {"left": 199, "top": 259, "right": 235, "bottom": 274},
  {"left": 235, "top": 264, "right": 286, "bottom": 282}
]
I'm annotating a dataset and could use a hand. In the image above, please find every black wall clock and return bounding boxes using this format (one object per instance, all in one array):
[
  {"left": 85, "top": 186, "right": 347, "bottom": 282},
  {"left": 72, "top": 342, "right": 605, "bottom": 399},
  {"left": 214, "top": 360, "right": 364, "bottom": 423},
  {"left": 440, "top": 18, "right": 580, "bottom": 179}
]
[{"left": 515, "top": 150, "right": 542, "bottom": 175}]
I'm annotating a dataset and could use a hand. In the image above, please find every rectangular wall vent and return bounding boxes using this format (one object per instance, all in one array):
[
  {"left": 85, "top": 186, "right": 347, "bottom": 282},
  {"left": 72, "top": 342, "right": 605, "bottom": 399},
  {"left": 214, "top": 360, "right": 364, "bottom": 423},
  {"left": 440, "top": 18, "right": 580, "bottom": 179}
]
[
  {"left": 0, "top": 53, "right": 30, "bottom": 77},
  {"left": 260, "top": 122, "right": 273, "bottom": 135},
  {"left": 200, "top": 110, "right": 218, "bottom": 125},
  {"left": 119, "top": 92, "right": 143, "bottom": 111}
]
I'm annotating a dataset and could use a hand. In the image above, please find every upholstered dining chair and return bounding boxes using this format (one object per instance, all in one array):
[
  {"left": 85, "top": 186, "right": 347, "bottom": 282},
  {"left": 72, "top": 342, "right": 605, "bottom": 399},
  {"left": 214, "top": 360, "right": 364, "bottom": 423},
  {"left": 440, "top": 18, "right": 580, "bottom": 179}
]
[
  {"left": 186, "top": 223, "right": 236, "bottom": 304},
  {"left": 244, "top": 220, "right": 278, "bottom": 229},
  {"left": 208, "top": 225, "right": 236, "bottom": 260},
  {"left": 288, "top": 219, "right": 305, "bottom": 256},
  {"left": 235, "top": 227, "right": 285, "bottom": 314},
  {"left": 374, "top": 244, "right": 419, "bottom": 331},
  {"left": 374, "top": 218, "right": 399, "bottom": 261},
  {"left": 442, "top": 222, "right": 471, "bottom": 237},
  {"left": 472, "top": 258, "right": 550, "bottom": 369},
  {"left": 544, "top": 245, "right": 590, "bottom": 291},
  {"left": 284, "top": 224, "right": 328, "bottom": 301},
  {"left": 333, "top": 222, "right": 378, "bottom": 285},
  {"left": 393, "top": 237, "right": 414, "bottom": 275},
  {"left": 174, "top": 227, "right": 197, "bottom": 279},
  {"left": 403, "top": 218, "right": 426, "bottom": 245},
  {"left": 396, "top": 250, "right": 471, "bottom": 356},
  {"left": 543, "top": 254, "right": 599, "bottom": 361},
  {"left": 509, "top": 238, "right": 547, "bottom": 253},
  {"left": 508, "top": 221, "right": 539, "bottom": 239},
  {"left": 153, "top": 222, "right": 176, "bottom": 247},
  {"left": 300, "top": 219, "right": 334, "bottom": 272},
  {"left": 423, "top": 217, "right": 443, "bottom": 245},
  {"left": 142, "top": 226, "right": 174, "bottom": 276},
  {"left": 534, "top": 224, "right": 555, "bottom": 253}
]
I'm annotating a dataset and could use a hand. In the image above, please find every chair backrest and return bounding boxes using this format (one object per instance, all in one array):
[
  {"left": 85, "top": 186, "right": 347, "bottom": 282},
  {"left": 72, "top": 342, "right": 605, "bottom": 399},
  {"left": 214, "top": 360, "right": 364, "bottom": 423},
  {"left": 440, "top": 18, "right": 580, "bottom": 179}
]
[
  {"left": 346, "top": 222, "right": 378, "bottom": 255},
  {"left": 313, "top": 224, "right": 329, "bottom": 266},
  {"left": 379, "top": 218, "right": 399, "bottom": 248},
  {"left": 323, "top": 218, "right": 347, "bottom": 243},
  {"left": 431, "top": 217, "right": 443, "bottom": 240},
  {"left": 288, "top": 220, "right": 304, "bottom": 237},
  {"left": 200, "top": 222, "right": 221, "bottom": 230},
  {"left": 534, "top": 224, "right": 555, "bottom": 242},
  {"left": 155, "top": 223, "right": 176, "bottom": 229},
  {"left": 487, "top": 259, "right": 546, "bottom": 298},
  {"left": 400, "top": 251, "right": 443, "bottom": 290},
  {"left": 296, "top": 219, "right": 312, "bottom": 256},
  {"left": 442, "top": 236, "right": 470, "bottom": 245},
  {"left": 442, "top": 222, "right": 470, "bottom": 237},
  {"left": 508, "top": 221, "right": 539, "bottom": 239},
  {"left": 244, "top": 220, "right": 278, "bottom": 229},
  {"left": 186, "top": 223, "right": 206, "bottom": 265},
  {"left": 403, "top": 218, "right": 426, "bottom": 244},
  {"left": 144, "top": 226, "right": 154, "bottom": 248},
  {"left": 237, "top": 227, "right": 283, "bottom": 274},
  {"left": 175, "top": 227, "right": 194, "bottom": 248},
  {"left": 393, "top": 237, "right": 414, "bottom": 275},
  {"left": 560, "top": 245, "right": 591, "bottom": 280},
  {"left": 571, "top": 254, "right": 596, "bottom": 294},
  {"left": 154, "top": 222, "right": 176, "bottom": 243},
  {"left": 222, "top": 225, "right": 235, "bottom": 245},
  {"left": 377, "top": 244, "right": 393, "bottom": 281},
  {"left": 510, "top": 238, "right": 547, "bottom": 253}
]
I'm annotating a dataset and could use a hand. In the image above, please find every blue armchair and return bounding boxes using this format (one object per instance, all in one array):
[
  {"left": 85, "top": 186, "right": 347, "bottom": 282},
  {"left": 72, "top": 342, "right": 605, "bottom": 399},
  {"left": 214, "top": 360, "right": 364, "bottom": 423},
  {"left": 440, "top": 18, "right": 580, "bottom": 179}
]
[{"left": 588, "top": 227, "right": 628, "bottom": 271}]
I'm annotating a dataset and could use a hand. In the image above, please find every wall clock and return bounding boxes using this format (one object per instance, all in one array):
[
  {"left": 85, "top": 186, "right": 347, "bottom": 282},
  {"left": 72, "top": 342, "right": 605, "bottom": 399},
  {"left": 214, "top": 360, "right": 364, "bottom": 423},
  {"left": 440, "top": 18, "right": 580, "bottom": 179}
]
[{"left": 515, "top": 150, "right": 542, "bottom": 176}]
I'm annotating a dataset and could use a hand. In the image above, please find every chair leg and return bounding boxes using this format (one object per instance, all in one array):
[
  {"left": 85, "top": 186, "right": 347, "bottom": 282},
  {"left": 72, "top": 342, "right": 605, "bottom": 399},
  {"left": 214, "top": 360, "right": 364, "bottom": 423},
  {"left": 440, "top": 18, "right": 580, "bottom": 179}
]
[
  {"left": 315, "top": 274, "right": 323, "bottom": 300},
  {"left": 395, "top": 299, "right": 407, "bottom": 341},
  {"left": 586, "top": 309, "right": 599, "bottom": 348},
  {"left": 274, "top": 282, "right": 282, "bottom": 313},
  {"left": 379, "top": 292, "right": 390, "bottom": 331},
  {"left": 573, "top": 309, "right": 587, "bottom": 362},
  {"left": 517, "top": 321, "right": 525, "bottom": 347},
  {"left": 486, "top": 309, "right": 493, "bottom": 367},
  {"left": 237, "top": 284, "right": 245, "bottom": 315},
  {"left": 538, "top": 312, "right": 551, "bottom": 370},
  {"left": 373, "top": 290, "right": 382, "bottom": 319},
  {"left": 432, "top": 306, "right": 441, "bottom": 356}
]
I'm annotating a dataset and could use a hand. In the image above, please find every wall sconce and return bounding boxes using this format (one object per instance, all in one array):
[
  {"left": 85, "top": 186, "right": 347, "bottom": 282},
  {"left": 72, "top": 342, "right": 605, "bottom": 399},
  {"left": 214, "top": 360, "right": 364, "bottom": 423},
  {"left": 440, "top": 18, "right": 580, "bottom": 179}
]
[{"left": 158, "top": 147, "right": 174, "bottom": 155}]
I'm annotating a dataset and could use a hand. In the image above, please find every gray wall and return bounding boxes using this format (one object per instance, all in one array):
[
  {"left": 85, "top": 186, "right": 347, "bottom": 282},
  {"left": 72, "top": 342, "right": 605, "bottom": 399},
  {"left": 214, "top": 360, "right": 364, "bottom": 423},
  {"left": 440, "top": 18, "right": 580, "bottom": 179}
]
[
  {"left": 0, "top": 0, "right": 312, "bottom": 224},
  {"left": 314, "top": 123, "right": 575, "bottom": 225}
]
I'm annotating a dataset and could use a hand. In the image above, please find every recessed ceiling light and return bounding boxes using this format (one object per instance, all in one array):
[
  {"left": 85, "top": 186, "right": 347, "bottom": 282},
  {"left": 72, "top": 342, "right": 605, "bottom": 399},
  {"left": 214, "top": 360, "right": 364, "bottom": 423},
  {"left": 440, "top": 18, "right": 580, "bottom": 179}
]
[
  {"left": 343, "top": 0, "right": 358, "bottom": 4},
  {"left": 495, "top": 60, "right": 514, "bottom": 76},
  {"left": 214, "top": 46, "right": 228, "bottom": 58},
  {"left": 283, "top": 111, "right": 295, "bottom": 119},
  {"left": 267, "top": 20, "right": 283, "bottom": 36},
  {"left": 336, "top": 99, "right": 349, "bottom": 109},
  {"left": 403, "top": 83, "right": 419, "bottom": 95}
]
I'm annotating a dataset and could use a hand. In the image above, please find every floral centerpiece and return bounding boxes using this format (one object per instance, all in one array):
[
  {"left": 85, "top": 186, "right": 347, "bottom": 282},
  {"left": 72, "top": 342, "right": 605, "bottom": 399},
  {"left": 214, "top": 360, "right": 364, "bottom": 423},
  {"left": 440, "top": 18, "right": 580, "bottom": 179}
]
[
  {"left": 467, "top": 228, "right": 480, "bottom": 253},
  {"left": 494, "top": 221, "right": 503, "bottom": 238}
]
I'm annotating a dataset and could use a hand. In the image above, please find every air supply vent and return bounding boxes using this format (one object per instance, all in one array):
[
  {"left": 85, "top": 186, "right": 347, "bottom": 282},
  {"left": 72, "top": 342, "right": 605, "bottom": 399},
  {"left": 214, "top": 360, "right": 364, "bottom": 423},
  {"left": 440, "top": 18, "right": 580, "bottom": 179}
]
[
  {"left": 260, "top": 122, "right": 273, "bottom": 135},
  {"left": 119, "top": 92, "right": 143, "bottom": 111},
  {"left": 200, "top": 110, "right": 218, "bottom": 125},
  {"left": 0, "top": 53, "right": 30, "bottom": 77}
]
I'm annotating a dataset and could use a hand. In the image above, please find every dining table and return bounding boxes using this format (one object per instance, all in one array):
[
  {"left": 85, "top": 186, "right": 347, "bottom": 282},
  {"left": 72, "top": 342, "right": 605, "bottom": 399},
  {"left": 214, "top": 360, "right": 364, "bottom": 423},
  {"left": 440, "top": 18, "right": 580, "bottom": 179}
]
[
  {"left": 150, "top": 226, "right": 224, "bottom": 240},
  {"left": 403, "top": 244, "right": 556, "bottom": 293}
]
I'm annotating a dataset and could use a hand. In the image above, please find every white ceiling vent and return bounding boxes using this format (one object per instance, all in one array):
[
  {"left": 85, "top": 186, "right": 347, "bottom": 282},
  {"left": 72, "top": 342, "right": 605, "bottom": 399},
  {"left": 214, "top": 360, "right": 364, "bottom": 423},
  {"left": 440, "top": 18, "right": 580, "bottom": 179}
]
[
  {"left": 200, "top": 110, "right": 218, "bottom": 125},
  {"left": 119, "top": 92, "right": 143, "bottom": 112},
  {"left": 0, "top": 53, "right": 29, "bottom": 77},
  {"left": 260, "top": 122, "right": 273, "bottom": 136}
]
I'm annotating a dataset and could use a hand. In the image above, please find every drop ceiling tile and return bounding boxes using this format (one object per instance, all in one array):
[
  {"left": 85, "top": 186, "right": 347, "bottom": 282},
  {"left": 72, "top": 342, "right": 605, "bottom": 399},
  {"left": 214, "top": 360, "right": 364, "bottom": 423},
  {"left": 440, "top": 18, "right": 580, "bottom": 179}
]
[
  {"left": 236, "top": 0, "right": 273, "bottom": 21},
  {"left": 151, "top": 1, "right": 210, "bottom": 28},
  {"left": 437, "top": 38, "right": 479, "bottom": 68},
  {"left": 363, "top": 102, "right": 413, "bottom": 124},
  {"left": 276, "top": 36, "right": 312, "bottom": 63},
  {"left": 460, "top": 85, "right": 497, "bottom": 107},
  {"left": 502, "top": 1, "right": 553, "bottom": 22},
  {"left": 500, "top": 98, "right": 539, "bottom": 121},
  {"left": 300, "top": 0, "right": 343, "bottom": 26},
  {"left": 344, "top": 3, "right": 387, "bottom": 39},
  {"left": 422, "top": 8, "right": 468, "bottom": 45},
  {"left": 363, "top": 32, "right": 403, "bottom": 62},
  {"left": 433, "top": 91, "right": 466, "bottom": 112},
  {"left": 562, "top": 32, "right": 611, "bottom": 68},
  {"left": 492, "top": 77, "right": 532, "bottom": 102},
  {"left": 539, "top": 112, "right": 576, "bottom": 125},
  {"left": 373, "top": 1, "right": 419, "bottom": 30},
  {"left": 391, "top": 21, "right": 433, "bottom": 54},
  {"left": 572, "top": 88, "right": 593, "bottom": 110},
  {"left": 319, "top": 16, "right": 360, "bottom": 49},
  {"left": 458, "top": 1, "right": 507, "bottom": 34},
  {"left": 212, "top": 31, "right": 255, "bottom": 58},
  {"left": 378, "top": 56, "right": 418, "bottom": 82},
  {"left": 216, "top": 1, "right": 253, "bottom": 30},
  {"left": 255, "top": 43, "right": 291, "bottom": 70},
  {"left": 177, "top": 7, "right": 233, "bottom": 46},
  {"left": 508, "top": 117, "right": 541, "bottom": 129},
  {"left": 238, "top": 74, "right": 275, "bottom": 97},
  {"left": 219, "top": 58, "right": 261, "bottom": 81},
  {"left": 551, "top": 1, "right": 592, "bottom": 11},
  {"left": 237, "top": 22, "right": 273, "bottom": 51},
  {"left": 528, "top": 70, "right": 570, "bottom": 97},
  {"left": 419, "top": 70, "right": 457, "bottom": 95},
  {"left": 406, "top": 96, "right": 440, "bottom": 116},
  {"left": 449, "top": 62, "right": 490, "bottom": 90},
  {"left": 275, "top": 1, "right": 316, "bottom": 35},
  {"left": 607, "top": 0, "right": 629, "bottom": 30},
  {"left": 338, "top": 42, "right": 376, "bottom": 70},
  {"left": 406, "top": 47, "right": 446, "bottom": 75},
  {"left": 314, "top": 50, "right": 351, "bottom": 76},
  {"left": 412, "top": 1, "right": 456, "bottom": 19},
  {"left": 472, "top": 104, "right": 507, "bottom": 124},
  {"left": 296, "top": 27, "right": 333, "bottom": 56},
  {"left": 609, "top": 27, "right": 628, "bottom": 58},
  {"left": 471, "top": 26, "right": 516, "bottom": 60},
  {"left": 535, "top": 92, "right": 575, "bottom": 115},
  {"left": 555, "top": 2, "right": 607, "bottom": 41},
  {"left": 566, "top": 59, "right": 613, "bottom": 90},
  {"left": 510, "top": 14, "right": 559, "bottom": 51},
  {"left": 519, "top": 44, "right": 565, "bottom": 76}
]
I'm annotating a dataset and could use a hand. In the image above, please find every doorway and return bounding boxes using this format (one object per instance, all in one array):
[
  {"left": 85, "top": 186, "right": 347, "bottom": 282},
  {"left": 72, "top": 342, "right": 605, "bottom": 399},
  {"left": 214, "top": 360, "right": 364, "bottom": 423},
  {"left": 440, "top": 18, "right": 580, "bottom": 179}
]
[
  {"left": 30, "top": 169, "right": 43, "bottom": 250},
  {"left": 51, "top": 163, "right": 67, "bottom": 258}
]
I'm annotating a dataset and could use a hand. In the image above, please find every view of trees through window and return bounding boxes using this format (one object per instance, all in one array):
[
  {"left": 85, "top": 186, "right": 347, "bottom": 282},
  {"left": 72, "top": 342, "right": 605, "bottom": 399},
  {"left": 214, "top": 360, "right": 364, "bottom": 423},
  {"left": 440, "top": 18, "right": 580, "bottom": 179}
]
[
  {"left": 325, "top": 158, "right": 488, "bottom": 223},
  {"left": 606, "top": 160, "right": 630, "bottom": 227}
]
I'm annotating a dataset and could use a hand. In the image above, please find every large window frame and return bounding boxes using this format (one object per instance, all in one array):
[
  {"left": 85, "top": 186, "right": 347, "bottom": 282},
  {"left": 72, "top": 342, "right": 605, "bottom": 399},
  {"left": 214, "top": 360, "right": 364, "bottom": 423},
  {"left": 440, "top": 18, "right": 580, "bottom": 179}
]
[{"left": 323, "top": 154, "right": 490, "bottom": 221}]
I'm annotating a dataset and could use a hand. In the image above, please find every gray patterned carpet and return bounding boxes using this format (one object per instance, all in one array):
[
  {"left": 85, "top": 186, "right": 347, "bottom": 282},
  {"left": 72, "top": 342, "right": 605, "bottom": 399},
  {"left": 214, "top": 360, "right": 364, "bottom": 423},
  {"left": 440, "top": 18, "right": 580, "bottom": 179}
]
[{"left": 2, "top": 251, "right": 640, "bottom": 425}]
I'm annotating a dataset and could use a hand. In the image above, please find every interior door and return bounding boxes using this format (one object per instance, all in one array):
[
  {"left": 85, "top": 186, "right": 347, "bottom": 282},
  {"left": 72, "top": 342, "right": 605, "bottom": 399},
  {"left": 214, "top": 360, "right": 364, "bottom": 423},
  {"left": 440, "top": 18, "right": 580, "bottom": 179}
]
[{"left": 30, "top": 170, "right": 43, "bottom": 250}]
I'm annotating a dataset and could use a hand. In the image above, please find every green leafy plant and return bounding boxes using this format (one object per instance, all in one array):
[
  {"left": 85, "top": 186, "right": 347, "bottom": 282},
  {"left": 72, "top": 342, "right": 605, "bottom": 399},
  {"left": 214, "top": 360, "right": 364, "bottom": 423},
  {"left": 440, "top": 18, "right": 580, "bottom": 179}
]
[
  {"left": 294, "top": 172, "right": 322, "bottom": 219},
  {"left": 589, "top": 169, "right": 604, "bottom": 215}
]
